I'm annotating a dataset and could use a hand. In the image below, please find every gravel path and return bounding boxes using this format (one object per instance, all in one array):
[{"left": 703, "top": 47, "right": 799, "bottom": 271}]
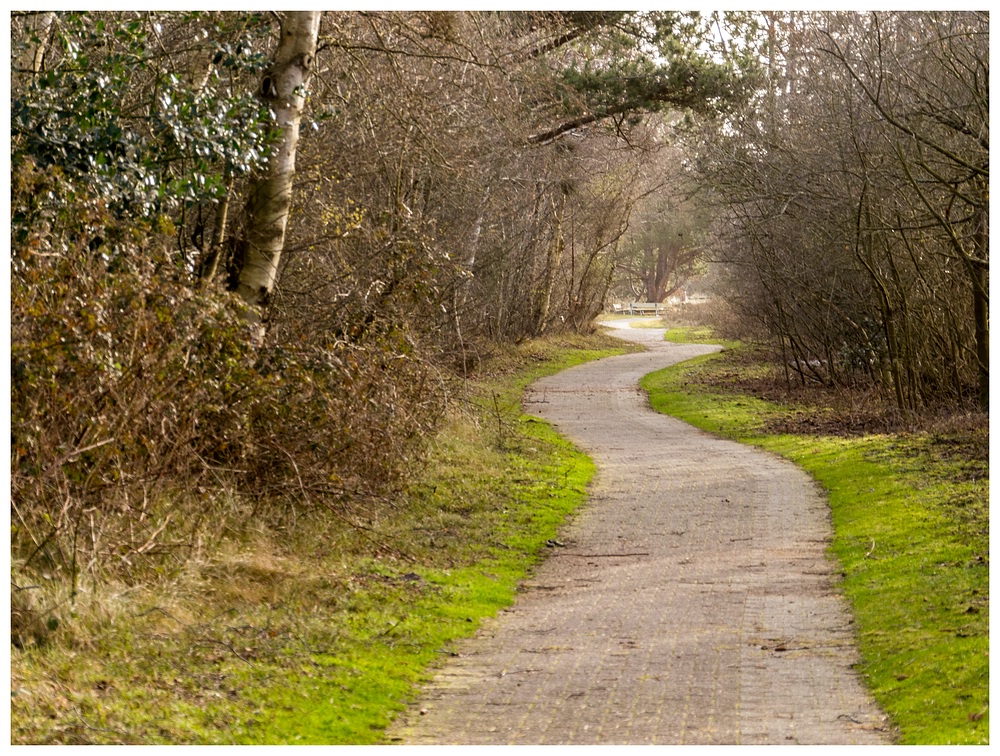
[{"left": 389, "top": 321, "right": 892, "bottom": 745}]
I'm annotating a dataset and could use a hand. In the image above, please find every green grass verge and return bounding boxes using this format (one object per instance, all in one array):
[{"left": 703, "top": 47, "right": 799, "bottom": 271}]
[
  {"left": 10, "top": 332, "right": 637, "bottom": 745},
  {"left": 643, "top": 328, "right": 989, "bottom": 745},
  {"left": 263, "top": 407, "right": 601, "bottom": 743}
]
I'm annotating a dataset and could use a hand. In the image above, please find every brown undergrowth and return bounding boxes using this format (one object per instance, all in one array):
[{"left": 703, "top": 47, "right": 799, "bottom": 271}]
[
  {"left": 678, "top": 338, "right": 987, "bottom": 462},
  {"left": 9, "top": 329, "right": 633, "bottom": 744}
]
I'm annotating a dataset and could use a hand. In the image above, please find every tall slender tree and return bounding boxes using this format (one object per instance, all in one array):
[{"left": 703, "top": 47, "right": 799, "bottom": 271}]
[{"left": 228, "top": 11, "right": 322, "bottom": 340}]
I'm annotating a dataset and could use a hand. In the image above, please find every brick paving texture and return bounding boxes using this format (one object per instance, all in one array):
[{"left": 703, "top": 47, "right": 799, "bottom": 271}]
[{"left": 388, "top": 321, "right": 893, "bottom": 745}]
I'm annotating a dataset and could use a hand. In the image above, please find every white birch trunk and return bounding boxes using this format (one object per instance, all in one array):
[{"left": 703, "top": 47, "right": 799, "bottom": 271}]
[
  {"left": 233, "top": 11, "right": 321, "bottom": 339},
  {"left": 16, "top": 11, "right": 55, "bottom": 81}
]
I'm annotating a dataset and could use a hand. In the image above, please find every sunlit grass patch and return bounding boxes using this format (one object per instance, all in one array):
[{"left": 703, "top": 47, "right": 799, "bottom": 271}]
[{"left": 663, "top": 324, "right": 737, "bottom": 347}]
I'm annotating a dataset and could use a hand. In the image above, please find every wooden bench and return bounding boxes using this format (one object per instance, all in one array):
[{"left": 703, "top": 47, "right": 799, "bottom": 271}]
[{"left": 626, "top": 302, "right": 665, "bottom": 316}]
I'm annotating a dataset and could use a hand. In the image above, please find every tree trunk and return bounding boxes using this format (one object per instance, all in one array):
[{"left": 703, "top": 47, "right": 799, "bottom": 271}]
[
  {"left": 453, "top": 186, "right": 490, "bottom": 373},
  {"left": 230, "top": 11, "right": 321, "bottom": 340},
  {"left": 16, "top": 11, "right": 55, "bottom": 82},
  {"left": 972, "top": 200, "right": 989, "bottom": 410},
  {"left": 534, "top": 194, "right": 565, "bottom": 336},
  {"left": 196, "top": 174, "right": 234, "bottom": 287}
]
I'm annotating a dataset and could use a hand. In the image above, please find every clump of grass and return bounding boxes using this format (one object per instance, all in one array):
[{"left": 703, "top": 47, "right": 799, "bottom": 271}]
[
  {"left": 10, "top": 331, "right": 635, "bottom": 744},
  {"left": 641, "top": 340, "right": 988, "bottom": 745},
  {"left": 664, "top": 324, "right": 735, "bottom": 346}
]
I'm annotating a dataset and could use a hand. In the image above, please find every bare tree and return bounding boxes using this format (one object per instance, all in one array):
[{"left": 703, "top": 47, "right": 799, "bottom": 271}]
[{"left": 699, "top": 11, "right": 987, "bottom": 412}]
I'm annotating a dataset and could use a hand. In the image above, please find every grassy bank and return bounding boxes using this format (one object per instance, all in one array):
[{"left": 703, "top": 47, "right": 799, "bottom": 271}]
[
  {"left": 10, "top": 331, "right": 638, "bottom": 744},
  {"left": 642, "top": 328, "right": 989, "bottom": 745}
]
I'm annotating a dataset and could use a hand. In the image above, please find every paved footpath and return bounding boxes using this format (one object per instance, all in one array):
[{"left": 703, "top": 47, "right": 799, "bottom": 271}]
[{"left": 389, "top": 321, "right": 893, "bottom": 745}]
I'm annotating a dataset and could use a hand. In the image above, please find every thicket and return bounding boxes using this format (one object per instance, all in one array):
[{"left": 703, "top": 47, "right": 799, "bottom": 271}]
[
  {"left": 10, "top": 10, "right": 754, "bottom": 637},
  {"left": 698, "top": 11, "right": 988, "bottom": 415}
]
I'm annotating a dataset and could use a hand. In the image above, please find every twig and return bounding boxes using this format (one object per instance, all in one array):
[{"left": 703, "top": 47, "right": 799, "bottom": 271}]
[
  {"left": 492, "top": 390, "right": 505, "bottom": 447},
  {"left": 197, "top": 639, "right": 257, "bottom": 666},
  {"left": 497, "top": 668, "right": 540, "bottom": 678},
  {"left": 865, "top": 539, "right": 877, "bottom": 559},
  {"left": 10, "top": 497, "right": 42, "bottom": 549},
  {"left": 553, "top": 552, "right": 650, "bottom": 558},
  {"left": 134, "top": 606, "right": 189, "bottom": 626},
  {"left": 378, "top": 615, "right": 408, "bottom": 638},
  {"left": 21, "top": 522, "right": 61, "bottom": 571},
  {"left": 74, "top": 707, "right": 132, "bottom": 739},
  {"left": 42, "top": 438, "right": 114, "bottom": 480},
  {"left": 135, "top": 513, "right": 173, "bottom": 555}
]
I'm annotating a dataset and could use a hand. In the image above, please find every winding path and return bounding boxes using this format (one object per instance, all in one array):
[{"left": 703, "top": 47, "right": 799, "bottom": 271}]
[{"left": 390, "top": 321, "right": 891, "bottom": 745}]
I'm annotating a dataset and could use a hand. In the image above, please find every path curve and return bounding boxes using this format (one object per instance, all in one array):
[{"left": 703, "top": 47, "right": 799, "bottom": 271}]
[{"left": 390, "top": 321, "right": 891, "bottom": 745}]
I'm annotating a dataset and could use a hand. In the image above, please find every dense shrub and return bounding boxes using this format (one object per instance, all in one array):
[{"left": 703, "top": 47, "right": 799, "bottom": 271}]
[{"left": 10, "top": 162, "right": 446, "bottom": 591}]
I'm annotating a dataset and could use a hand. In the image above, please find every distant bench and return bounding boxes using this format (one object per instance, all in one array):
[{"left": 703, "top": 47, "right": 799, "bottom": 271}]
[{"left": 611, "top": 302, "right": 666, "bottom": 316}]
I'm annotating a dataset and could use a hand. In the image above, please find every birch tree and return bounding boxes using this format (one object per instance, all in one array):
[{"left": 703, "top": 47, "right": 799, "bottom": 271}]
[
  {"left": 229, "top": 11, "right": 322, "bottom": 339},
  {"left": 12, "top": 11, "right": 55, "bottom": 82}
]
